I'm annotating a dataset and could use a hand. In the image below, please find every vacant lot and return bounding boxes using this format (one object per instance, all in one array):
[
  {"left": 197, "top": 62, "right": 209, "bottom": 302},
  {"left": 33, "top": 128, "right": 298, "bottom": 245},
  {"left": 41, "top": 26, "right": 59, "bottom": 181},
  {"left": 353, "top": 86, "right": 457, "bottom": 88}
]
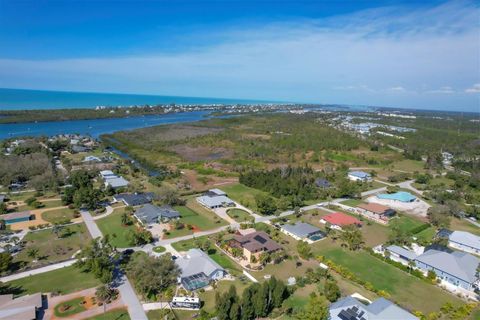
[
  {"left": 96, "top": 208, "right": 137, "bottom": 248},
  {"left": 41, "top": 208, "right": 77, "bottom": 224},
  {"left": 13, "top": 223, "right": 91, "bottom": 269},
  {"left": 7, "top": 265, "right": 100, "bottom": 296},
  {"left": 316, "top": 244, "right": 463, "bottom": 314},
  {"left": 221, "top": 183, "right": 274, "bottom": 211},
  {"left": 450, "top": 218, "right": 480, "bottom": 236}
]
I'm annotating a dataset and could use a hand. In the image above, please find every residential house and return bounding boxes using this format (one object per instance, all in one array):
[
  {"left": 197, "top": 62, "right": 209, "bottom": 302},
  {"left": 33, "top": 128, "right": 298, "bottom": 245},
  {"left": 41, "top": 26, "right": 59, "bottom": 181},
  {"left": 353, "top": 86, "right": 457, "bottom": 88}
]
[
  {"left": 113, "top": 192, "right": 155, "bottom": 207},
  {"left": 83, "top": 156, "right": 102, "bottom": 162},
  {"left": 356, "top": 203, "right": 396, "bottom": 224},
  {"left": 197, "top": 190, "right": 235, "bottom": 209},
  {"left": 385, "top": 245, "right": 417, "bottom": 266},
  {"left": 134, "top": 204, "right": 180, "bottom": 225},
  {"left": 329, "top": 296, "right": 418, "bottom": 320},
  {"left": 0, "top": 195, "right": 5, "bottom": 203},
  {"left": 104, "top": 176, "right": 129, "bottom": 189},
  {"left": 228, "top": 230, "right": 282, "bottom": 265},
  {"left": 99, "top": 170, "right": 116, "bottom": 179},
  {"left": 1, "top": 211, "right": 32, "bottom": 225},
  {"left": 71, "top": 145, "right": 88, "bottom": 153},
  {"left": 414, "top": 249, "right": 480, "bottom": 291},
  {"left": 176, "top": 249, "right": 227, "bottom": 291},
  {"left": 320, "top": 212, "right": 362, "bottom": 231},
  {"left": 281, "top": 222, "right": 326, "bottom": 243},
  {"left": 347, "top": 171, "right": 372, "bottom": 182},
  {"left": 0, "top": 293, "right": 44, "bottom": 320},
  {"left": 440, "top": 230, "right": 480, "bottom": 255}
]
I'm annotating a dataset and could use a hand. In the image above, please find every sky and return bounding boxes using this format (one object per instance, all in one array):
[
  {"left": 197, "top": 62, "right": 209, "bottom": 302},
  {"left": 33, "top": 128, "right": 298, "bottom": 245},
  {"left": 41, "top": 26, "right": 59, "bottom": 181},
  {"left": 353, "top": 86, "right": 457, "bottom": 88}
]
[{"left": 0, "top": 0, "right": 479, "bottom": 112}]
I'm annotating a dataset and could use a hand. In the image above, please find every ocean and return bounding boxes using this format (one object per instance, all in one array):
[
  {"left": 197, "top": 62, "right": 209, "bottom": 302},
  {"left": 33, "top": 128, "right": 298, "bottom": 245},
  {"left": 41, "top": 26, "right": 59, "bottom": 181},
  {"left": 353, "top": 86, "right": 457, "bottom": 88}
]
[{"left": 0, "top": 88, "right": 273, "bottom": 110}]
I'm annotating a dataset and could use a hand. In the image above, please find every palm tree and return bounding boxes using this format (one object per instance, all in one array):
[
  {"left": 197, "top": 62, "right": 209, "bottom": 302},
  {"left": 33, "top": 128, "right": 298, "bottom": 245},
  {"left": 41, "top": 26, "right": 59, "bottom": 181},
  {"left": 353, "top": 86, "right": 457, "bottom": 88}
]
[
  {"left": 95, "top": 285, "right": 113, "bottom": 315},
  {"left": 121, "top": 212, "right": 129, "bottom": 226},
  {"left": 27, "top": 248, "right": 39, "bottom": 261}
]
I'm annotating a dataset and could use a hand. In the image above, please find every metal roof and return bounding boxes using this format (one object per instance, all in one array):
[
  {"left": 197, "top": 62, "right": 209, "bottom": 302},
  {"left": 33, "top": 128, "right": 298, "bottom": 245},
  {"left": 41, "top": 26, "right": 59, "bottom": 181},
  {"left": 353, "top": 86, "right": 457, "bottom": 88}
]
[
  {"left": 135, "top": 204, "right": 180, "bottom": 224},
  {"left": 449, "top": 231, "right": 480, "bottom": 251},
  {"left": 348, "top": 171, "right": 371, "bottom": 178},
  {"left": 197, "top": 195, "right": 235, "bottom": 208},
  {"left": 386, "top": 245, "right": 417, "bottom": 261},
  {"left": 415, "top": 249, "right": 480, "bottom": 284},
  {"left": 282, "top": 222, "right": 321, "bottom": 238},
  {"left": 105, "top": 176, "right": 129, "bottom": 188}
]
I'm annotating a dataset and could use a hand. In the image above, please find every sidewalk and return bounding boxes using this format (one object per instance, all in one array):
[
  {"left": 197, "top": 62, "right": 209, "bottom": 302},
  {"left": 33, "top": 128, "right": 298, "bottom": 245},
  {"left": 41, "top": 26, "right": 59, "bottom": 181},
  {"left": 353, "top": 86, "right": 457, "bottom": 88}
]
[{"left": 0, "top": 259, "right": 77, "bottom": 282}]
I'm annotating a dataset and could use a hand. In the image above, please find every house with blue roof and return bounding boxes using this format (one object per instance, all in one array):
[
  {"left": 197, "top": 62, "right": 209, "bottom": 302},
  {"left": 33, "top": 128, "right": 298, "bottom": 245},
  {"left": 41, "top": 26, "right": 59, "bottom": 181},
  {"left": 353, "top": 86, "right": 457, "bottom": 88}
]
[
  {"left": 446, "top": 230, "right": 480, "bottom": 255},
  {"left": 347, "top": 171, "right": 372, "bottom": 182},
  {"left": 329, "top": 296, "right": 418, "bottom": 320}
]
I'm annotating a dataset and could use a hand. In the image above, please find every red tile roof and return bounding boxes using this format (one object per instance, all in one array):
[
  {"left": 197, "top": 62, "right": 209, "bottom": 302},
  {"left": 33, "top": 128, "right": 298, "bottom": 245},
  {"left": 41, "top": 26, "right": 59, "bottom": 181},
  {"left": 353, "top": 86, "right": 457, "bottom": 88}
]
[{"left": 323, "top": 212, "right": 361, "bottom": 226}]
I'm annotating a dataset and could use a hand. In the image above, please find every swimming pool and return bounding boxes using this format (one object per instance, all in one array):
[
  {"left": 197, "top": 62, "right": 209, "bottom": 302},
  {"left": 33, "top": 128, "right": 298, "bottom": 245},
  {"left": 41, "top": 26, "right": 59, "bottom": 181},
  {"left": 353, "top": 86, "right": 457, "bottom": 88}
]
[{"left": 377, "top": 191, "right": 416, "bottom": 202}]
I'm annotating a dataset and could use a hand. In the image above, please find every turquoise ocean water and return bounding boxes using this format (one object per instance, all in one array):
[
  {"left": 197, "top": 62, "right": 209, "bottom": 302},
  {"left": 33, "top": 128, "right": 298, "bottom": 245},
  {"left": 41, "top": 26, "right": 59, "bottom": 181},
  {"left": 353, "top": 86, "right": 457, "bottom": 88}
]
[{"left": 0, "top": 88, "right": 272, "bottom": 110}]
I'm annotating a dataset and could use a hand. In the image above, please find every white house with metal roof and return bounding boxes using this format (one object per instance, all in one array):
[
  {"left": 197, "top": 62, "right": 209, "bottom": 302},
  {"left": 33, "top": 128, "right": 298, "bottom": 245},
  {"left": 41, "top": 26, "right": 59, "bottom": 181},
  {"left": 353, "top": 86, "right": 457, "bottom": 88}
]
[
  {"left": 175, "top": 249, "right": 227, "bottom": 291},
  {"left": 280, "top": 222, "right": 326, "bottom": 243},
  {"left": 197, "top": 194, "right": 235, "bottom": 209},
  {"left": 329, "top": 296, "right": 418, "bottom": 320},
  {"left": 347, "top": 171, "right": 372, "bottom": 182},
  {"left": 414, "top": 249, "right": 480, "bottom": 291},
  {"left": 447, "top": 231, "right": 480, "bottom": 255}
]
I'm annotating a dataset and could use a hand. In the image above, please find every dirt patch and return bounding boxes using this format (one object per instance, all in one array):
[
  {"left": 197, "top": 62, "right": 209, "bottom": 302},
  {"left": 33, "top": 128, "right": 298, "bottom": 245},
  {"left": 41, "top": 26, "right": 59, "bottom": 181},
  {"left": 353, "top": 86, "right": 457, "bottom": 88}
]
[
  {"left": 170, "top": 144, "right": 234, "bottom": 161},
  {"left": 181, "top": 169, "right": 238, "bottom": 191},
  {"left": 191, "top": 225, "right": 201, "bottom": 233},
  {"left": 242, "top": 133, "right": 271, "bottom": 140},
  {"left": 366, "top": 196, "right": 430, "bottom": 218}
]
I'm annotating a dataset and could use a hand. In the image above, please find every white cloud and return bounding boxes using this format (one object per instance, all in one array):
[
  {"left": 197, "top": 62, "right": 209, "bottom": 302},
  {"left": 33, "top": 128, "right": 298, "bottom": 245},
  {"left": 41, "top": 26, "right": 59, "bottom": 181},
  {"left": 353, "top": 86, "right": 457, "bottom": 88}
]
[
  {"left": 0, "top": 1, "right": 478, "bottom": 111},
  {"left": 465, "top": 83, "right": 480, "bottom": 93},
  {"left": 427, "top": 86, "right": 456, "bottom": 94}
]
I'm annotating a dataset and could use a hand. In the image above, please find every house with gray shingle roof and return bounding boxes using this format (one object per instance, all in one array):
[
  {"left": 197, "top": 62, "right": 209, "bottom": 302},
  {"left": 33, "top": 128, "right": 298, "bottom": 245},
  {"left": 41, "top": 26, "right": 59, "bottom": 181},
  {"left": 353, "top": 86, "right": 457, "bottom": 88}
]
[
  {"left": 176, "top": 249, "right": 227, "bottom": 291},
  {"left": 414, "top": 249, "right": 480, "bottom": 291},
  {"left": 329, "top": 296, "right": 418, "bottom": 320},
  {"left": 114, "top": 192, "right": 155, "bottom": 207},
  {"left": 134, "top": 204, "right": 180, "bottom": 225},
  {"left": 197, "top": 195, "right": 235, "bottom": 209}
]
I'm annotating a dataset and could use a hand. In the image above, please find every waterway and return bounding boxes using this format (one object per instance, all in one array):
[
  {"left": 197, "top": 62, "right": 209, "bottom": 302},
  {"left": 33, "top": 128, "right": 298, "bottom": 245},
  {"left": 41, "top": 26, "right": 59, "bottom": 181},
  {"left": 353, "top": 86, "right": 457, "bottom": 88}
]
[{"left": 0, "top": 111, "right": 211, "bottom": 140}]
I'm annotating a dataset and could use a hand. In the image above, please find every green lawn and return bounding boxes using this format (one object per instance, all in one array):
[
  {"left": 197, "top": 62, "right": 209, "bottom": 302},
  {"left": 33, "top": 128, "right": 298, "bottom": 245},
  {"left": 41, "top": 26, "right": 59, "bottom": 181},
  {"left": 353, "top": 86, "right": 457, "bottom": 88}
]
[
  {"left": 84, "top": 309, "right": 130, "bottom": 320},
  {"left": 152, "top": 246, "right": 166, "bottom": 253},
  {"left": 414, "top": 226, "right": 436, "bottom": 243},
  {"left": 54, "top": 297, "right": 86, "bottom": 317},
  {"left": 340, "top": 199, "right": 363, "bottom": 207},
  {"left": 13, "top": 223, "right": 91, "bottom": 269},
  {"left": 96, "top": 208, "right": 137, "bottom": 248},
  {"left": 226, "top": 208, "right": 253, "bottom": 222},
  {"left": 392, "top": 160, "right": 426, "bottom": 173},
  {"left": 7, "top": 265, "right": 101, "bottom": 296},
  {"left": 16, "top": 199, "right": 64, "bottom": 212},
  {"left": 221, "top": 183, "right": 274, "bottom": 211},
  {"left": 390, "top": 215, "right": 425, "bottom": 234},
  {"left": 317, "top": 245, "right": 463, "bottom": 314},
  {"left": 42, "top": 208, "right": 77, "bottom": 224},
  {"left": 450, "top": 218, "right": 480, "bottom": 236},
  {"left": 164, "top": 202, "right": 226, "bottom": 239},
  {"left": 209, "top": 251, "right": 241, "bottom": 274}
]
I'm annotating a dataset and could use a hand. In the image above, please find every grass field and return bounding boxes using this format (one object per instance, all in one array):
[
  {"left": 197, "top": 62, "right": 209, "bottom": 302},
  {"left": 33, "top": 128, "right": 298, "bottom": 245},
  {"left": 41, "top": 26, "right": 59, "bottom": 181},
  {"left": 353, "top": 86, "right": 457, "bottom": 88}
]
[
  {"left": 414, "top": 226, "right": 436, "bottom": 243},
  {"left": 13, "top": 223, "right": 91, "bottom": 269},
  {"left": 164, "top": 201, "right": 226, "bottom": 239},
  {"left": 226, "top": 208, "right": 253, "bottom": 222},
  {"left": 340, "top": 199, "right": 363, "bottom": 207},
  {"left": 96, "top": 208, "right": 137, "bottom": 248},
  {"left": 392, "top": 160, "right": 425, "bottom": 173},
  {"left": 221, "top": 183, "right": 274, "bottom": 211},
  {"left": 84, "top": 309, "right": 130, "bottom": 320},
  {"left": 147, "top": 309, "right": 197, "bottom": 320},
  {"left": 7, "top": 265, "right": 100, "bottom": 296},
  {"left": 316, "top": 244, "right": 463, "bottom": 314},
  {"left": 42, "top": 208, "right": 76, "bottom": 224},
  {"left": 391, "top": 215, "right": 426, "bottom": 234}
]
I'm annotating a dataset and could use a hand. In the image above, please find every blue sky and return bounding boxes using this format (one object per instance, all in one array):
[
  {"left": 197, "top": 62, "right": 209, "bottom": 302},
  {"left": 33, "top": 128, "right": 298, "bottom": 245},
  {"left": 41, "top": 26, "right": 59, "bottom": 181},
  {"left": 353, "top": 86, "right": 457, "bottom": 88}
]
[{"left": 0, "top": 0, "right": 479, "bottom": 111}]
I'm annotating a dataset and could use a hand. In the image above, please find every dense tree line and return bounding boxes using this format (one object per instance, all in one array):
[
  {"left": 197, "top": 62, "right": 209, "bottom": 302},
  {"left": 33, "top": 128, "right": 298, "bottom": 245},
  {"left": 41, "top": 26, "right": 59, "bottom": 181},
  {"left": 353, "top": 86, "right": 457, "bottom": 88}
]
[
  {"left": 240, "top": 166, "right": 318, "bottom": 200},
  {"left": 62, "top": 170, "right": 102, "bottom": 210},
  {"left": 215, "top": 277, "right": 289, "bottom": 320}
]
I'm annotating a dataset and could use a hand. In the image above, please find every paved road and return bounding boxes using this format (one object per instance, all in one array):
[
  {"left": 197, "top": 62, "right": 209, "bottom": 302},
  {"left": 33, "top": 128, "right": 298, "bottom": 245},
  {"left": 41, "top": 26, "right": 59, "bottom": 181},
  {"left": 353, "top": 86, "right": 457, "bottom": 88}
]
[
  {"left": 80, "top": 210, "right": 103, "bottom": 239},
  {"left": 92, "top": 205, "right": 115, "bottom": 220},
  {"left": 81, "top": 210, "right": 148, "bottom": 320},
  {"left": 0, "top": 259, "right": 77, "bottom": 282},
  {"left": 397, "top": 180, "right": 424, "bottom": 196}
]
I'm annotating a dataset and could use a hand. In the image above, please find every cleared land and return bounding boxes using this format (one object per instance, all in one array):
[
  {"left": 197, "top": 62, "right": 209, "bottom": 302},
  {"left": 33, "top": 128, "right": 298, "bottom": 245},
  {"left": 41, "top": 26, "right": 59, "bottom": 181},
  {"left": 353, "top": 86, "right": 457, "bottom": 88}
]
[
  {"left": 221, "top": 183, "right": 275, "bottom": 211},
  {"left": 13, "top": 223, "right": 91, "bottom": 269},
  {"left": 7, "top": 265, "right": 100, "bottom": 296},
  {"left": 41, "top": 207, "right": 77, "bottom": 224}
]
